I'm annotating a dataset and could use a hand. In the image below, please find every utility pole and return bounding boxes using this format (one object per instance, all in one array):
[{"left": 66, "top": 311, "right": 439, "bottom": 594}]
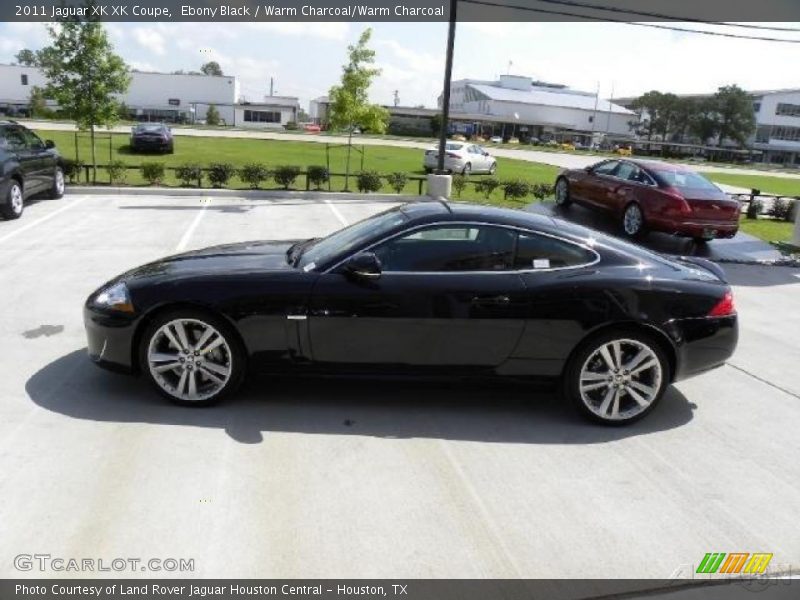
[
  {"left": 436, "top": 0, "right": 458, "bottom": 174},
  {"left": 605, "top": 81, "right": 614, "bottom": 138},
  {"left": 589, "top": 81, "right": 599, "bottom": 145}
]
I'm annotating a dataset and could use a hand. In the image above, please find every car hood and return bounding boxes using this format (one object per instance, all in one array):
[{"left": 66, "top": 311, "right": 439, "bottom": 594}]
[{"left": 119, "top": 239, "right": 299, "bottom": 283}]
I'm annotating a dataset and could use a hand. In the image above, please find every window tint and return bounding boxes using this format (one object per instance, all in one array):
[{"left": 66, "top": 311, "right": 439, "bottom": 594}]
[
  {"left": 374, "top": 225, "right": 515, "bottom": 272},
  {"left": 615, "top": 162, "right": 637, "bottom": 181},
  {"left": 514, "top": 233, "right": 596, "bottom": 270},
  {"left": 651, "top": 168, "right": 719, "bottom": 191},
  {"left": 3, "top": 127, "right": 28, "bottom": 150},
  {"left": 592, "top": 161, "right": 619, "bottom": 176},
  {"left": 18, "top": 127, "right": 43, "bottom": 148}
]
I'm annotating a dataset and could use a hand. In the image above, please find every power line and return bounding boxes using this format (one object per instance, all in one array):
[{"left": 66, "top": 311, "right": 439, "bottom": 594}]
[
  {"left": 460, "top": 0, "right": 800, "bottom": 43},
  {"left": 532, "top": 0, "right": 800, "bottom": 33}
]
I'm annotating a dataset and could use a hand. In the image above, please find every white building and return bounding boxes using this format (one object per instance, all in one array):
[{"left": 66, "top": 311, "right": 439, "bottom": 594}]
[
  {"left": 440, "top": 75, "right": 634, "bottom": 141},
  {"left": 0, "top": 64, "right": 299, "bottom": 129},
  {"left": 751, "top": 89, "right": 800, "bottom": 166},
  {"left": 309, "top": 96, "right": 330, "bottom": 125}
]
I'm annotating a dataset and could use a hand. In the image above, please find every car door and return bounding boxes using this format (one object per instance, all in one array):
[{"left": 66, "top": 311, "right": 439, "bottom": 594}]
[
  {"left": 19, "top": 127, "right": 55, "bottom": 192},
  {"left": 2, "top": 126, "right": 42, "bottom": 196},
  {"left": 472, "top": 145, "right": 489, "bottom": 172},
  {"left": 307, "top": 223, "right": 527, "bottom": 370},
  {"left": 573, "top": 160, "right": 619, "bottom": 207}
]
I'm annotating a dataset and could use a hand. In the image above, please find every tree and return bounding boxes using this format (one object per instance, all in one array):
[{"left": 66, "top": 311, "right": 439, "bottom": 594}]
[
  {"left": 714, "top": 84, "right": 756, "bottom": 147},
  {"left": 200, "top": 61, "right": 223, "bottom": 76},
  {"left": 687, "top": 97, "right": 720, "bottom": 145},
  {"left": 37, "top": 5, "right": 130, "bottom": 182},
  {"left": 28, "top": 86, "right": 48, "bottom": 118},
  {"left": 430, "top": 113, "right": 443, "bottom": 137},
  {"left": 328, "top": 28, "right": 389, "bottom": 190},
  {"left": 15, "top": 49, "right": 38, "bottom": 66},
  {"left": 205, "top": 104, "right": 221, "bottom": 126}
]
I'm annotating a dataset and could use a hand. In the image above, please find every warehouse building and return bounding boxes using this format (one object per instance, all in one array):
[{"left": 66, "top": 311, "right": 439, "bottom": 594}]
[{"left": 0, "top": 64, "right": 299, "bottom": 129}]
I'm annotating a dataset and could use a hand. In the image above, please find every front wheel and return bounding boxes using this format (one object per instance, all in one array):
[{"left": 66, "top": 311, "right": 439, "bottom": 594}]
[
  {"left": 462, "top": 162, "right": 471, "bottom": 175},
  {"left": 1, "top": 180, "right": 24, "bottom": 220},
  {"left": 48, "top": 166, "right": 65, "bottom": 199},
  {"left": 488, "top": 162, "right": 497, "bottom": 175},
  {"left": 564, "top": 331, "right": 670, "bottom": 425},
  {"left": 139, "top": 310, "right": 245, "bottom": 406},
  {"left": 554, "top": 177, "right": 571, "bottom": 207}
]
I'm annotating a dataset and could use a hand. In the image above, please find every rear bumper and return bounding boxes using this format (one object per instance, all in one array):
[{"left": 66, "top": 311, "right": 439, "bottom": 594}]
[
  {"left": 667, "top": 315, "right": 738, "bottom": 381},
  {"left": 668, "top": 220, "right": 739, "bottom": 239}
]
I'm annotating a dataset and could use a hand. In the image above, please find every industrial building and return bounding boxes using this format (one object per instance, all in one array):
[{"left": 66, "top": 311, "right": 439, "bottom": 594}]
[{"left": 0, "top": 64, "right": 299, "bottom": 129}]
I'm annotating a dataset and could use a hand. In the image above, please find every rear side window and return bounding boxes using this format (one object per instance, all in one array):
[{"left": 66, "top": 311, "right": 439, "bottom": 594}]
[
  {"left": 514, "top": 232, "right": 596, "bottom": 270},
  {"left": 593, "top": 161, "right": 619, "bottom": 176}
]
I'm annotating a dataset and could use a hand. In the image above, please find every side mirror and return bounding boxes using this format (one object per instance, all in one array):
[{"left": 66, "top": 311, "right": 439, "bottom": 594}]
[
  {"left": 45, "top": 140, "right": 55, "bottom": 149},
  {"left": 344, "top": 252, "right": 382, "bottom": 280}
]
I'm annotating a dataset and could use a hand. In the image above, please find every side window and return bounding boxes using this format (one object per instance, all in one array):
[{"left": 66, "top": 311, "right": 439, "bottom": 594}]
[
  {"left": 514, "top": 232, "right": 596, "bottom": 270},
  {"left": 3, "top": 127, "right": 27, "bottom": 150},
  {"left": 374, "top": 225, "right": 515, "bottom": 272},
  {"left": 18, "top": 127, "right": 43, "bottom": 149},
  {"left": 615, "top": 162, "right": 636, "bottom": 181},
  {"left": 592, "top": 161, "right": 619, "bottom": 176},
  {"left": 0, "top": 127, "right": 8, "bottom": 150}
]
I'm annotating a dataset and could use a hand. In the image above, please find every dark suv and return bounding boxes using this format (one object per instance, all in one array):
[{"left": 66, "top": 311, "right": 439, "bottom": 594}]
[
  {"left": 0, "top": 121, "right": 64, "bottom": 220},
  {"left": 130, "top": 123, "right": 174, "bottom": 153}
]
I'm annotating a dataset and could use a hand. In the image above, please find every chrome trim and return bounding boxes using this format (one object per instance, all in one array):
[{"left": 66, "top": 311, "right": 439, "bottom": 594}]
[
  {"left": 287, "top": 315, "right": 307, "bottom": 320},
  {"left": 323, "top": 220, "right": 601, "bottom": 275}
]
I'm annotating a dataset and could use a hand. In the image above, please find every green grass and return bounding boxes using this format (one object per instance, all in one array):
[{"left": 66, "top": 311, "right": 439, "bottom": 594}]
[
  {"left": 739, "top": 217, "right": 795, "bottom": 243},
  {"left": 38, "top": 129, "right": 559, "bottom": 207},
  {"left": 704, "top": 172, "right": 800, "bottom": 197}
]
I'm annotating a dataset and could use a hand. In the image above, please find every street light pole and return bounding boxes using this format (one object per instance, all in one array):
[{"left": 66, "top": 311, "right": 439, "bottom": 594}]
[{"left": 437, "top": 0, "right": 458, "bottom": 173}]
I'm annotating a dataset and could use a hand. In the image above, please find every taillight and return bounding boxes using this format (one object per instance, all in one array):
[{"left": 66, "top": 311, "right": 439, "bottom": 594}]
[
  {"left": 664, "top": 187, "right": 691, "bottom": 213},
  {"left": 708, "top": 290, "right": 736, "bottom": 317}
]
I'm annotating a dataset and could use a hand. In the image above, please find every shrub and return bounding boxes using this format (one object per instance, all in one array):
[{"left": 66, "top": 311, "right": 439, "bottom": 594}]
[
  {"left": 284, "top": 121, "right": 298, "bottom": 130},
  {"left": 452, "top": 174, "right": 467, "bottom": 198},
  {"left": 474, "top": 177, "right": 500, "bottom": 199},
  {"left": 503, "top": 179, "right": 531, "bottom": 202},
  {"left": 208, "top": 163, "right": 235, "bottom": 188},
  {"left": 770, "top": 197, "right": 790, "bottom": 221},
  {"left": 356, "top": 171, "right": 383, "bottom": 193},
  {"left": 531, "top": 183, "right": 554, "bottom": 202},
  {"left": 273, "top": 165, "right": 301, "bottom": 190},
  {"left": 385, "top": 172, "right": 408, "bottom": 194},
  {"left": 205, "top": 104, "right": 221, "bottom": 126},
  {"left": 307, "top": 165, "right": 330, "bottom": 190},
  {"left": 239, "top": 163, "right": 270, "bottom": 189},
  {"left": 175, "top": 163, "right": 203, "bottom": 187},
  {"left": 140, "top": 162, "right": 166, "bottom": 186},
  {"left": 746, "top": 198, "right": 762, "bottom": 220},
  {"left": 106, "top": 160, "right": 127, "bottom": 185},
  {"left": 61, "top": 159, "right": 84, "bottom": 184}
]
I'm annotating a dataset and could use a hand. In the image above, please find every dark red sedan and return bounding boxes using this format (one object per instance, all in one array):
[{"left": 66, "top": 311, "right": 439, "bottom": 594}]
[{"left": 554, "top": 159, "right": 740, "bottom": 242}]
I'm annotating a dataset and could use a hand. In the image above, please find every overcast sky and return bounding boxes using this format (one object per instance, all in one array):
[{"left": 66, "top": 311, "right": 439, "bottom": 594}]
[{"left": 2, "top": 21, "right": 800, "bottom": 109}]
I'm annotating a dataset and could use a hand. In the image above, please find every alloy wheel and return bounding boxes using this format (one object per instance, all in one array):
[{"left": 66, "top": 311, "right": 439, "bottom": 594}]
[
  {"left": 147, "top": 318, "right": 233, "bottom": 402},
  {"left": 623, "top": 204, "right": 643, "bottom": 235},
  {"left": 55, "top": 169, "right": 65, "bottom": 195},
  {"left": 463, "top": 163, "right": 471, "bottom": 175},
  {"left": 578, "top": 338, "right": 663, "bottom": 421},
  {"left": 10, "top": 184, "right": 23, "bottom": 215},
  {"left": 555, "top": 179, "right": 569, "bottom": 205}
]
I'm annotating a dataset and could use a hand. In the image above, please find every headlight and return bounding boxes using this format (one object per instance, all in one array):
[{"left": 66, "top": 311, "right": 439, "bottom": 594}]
[{"left": 93, "top": 282, "right": 134, "bottom": 313}]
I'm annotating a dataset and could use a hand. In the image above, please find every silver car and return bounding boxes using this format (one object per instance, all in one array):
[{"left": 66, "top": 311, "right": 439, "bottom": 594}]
[{"left": 424, "top": 142, "right": 497, "bottom": 175}]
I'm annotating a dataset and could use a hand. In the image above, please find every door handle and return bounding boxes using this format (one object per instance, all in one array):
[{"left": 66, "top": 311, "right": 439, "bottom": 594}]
[{"left": 472, "top": 295, "right": 510, "bottom": 306}]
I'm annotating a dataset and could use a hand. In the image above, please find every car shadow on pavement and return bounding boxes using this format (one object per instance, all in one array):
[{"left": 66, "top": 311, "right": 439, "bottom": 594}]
[{"left": 27, "top": 349, "right": 696, "bottom": 445}]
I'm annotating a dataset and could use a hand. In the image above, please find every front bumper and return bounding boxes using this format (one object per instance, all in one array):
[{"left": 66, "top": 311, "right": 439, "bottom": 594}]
[
  {"left": 668, "top": 314, "right": 738, "bottom": 381},
  {"left": 131, "top": 138, "right": 170, "bottom": 151},
  {"left": 83, "top": 305, "right": 139, "bottom": 373}
]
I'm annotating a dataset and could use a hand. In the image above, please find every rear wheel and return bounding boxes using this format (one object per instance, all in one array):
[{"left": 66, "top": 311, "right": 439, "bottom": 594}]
[
  {"left": 462, "top": 162, "right": 472, "bottom": 176},
  {"left": 139, "top": 309, "right": 245, "bottom": 406},
  {"left": 622, "top": 202, "right": 646, "bottom": 238},
  {"left": 554, "top": 177, "right": 571, "bottom": 207},
  {"left": 564, "top": 330, "right": 670, "bottom": 425},
  {"left": 2, "top": 180, "right": 24, "bottom": 220},
  {"left": 48, "top": 167, "right": 65, "bottom": 199},
  {"left": 693, "top": 237, "right": 709, "bottom": 245}
]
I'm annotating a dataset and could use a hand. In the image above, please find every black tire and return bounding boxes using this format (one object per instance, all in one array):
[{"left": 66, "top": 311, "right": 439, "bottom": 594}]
[
  {"left": 489, "top": 162, "right": 497, "bottom": 175},
  {"left": 554, "top": 176, "right": 571, "bottom": 207},
  {"left": 138, "top": 308, "right": 246, "bottom": 407},
  {"left": 622, "top": 202, "right": 647, "bottom": 239},
  {"left": 1, "top": 179, "right": 24, "bottom": 220},
  {"left": 693, "top": 237, "right": 709, "bottom": 245},
  {"left": 48, "top": 166, "right": 65, "bottom": 199},
  {"left": 563, "top": 329, "right": 671, "bottom": 426},
  {"left": 462, "top": 162, "right": 471, "bottom": 175}
]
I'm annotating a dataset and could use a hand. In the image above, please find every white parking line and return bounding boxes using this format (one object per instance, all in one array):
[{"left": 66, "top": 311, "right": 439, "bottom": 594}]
[
  {"left": 0, "top": 196, "right": 87, "bottom": 246},
  {"left": 324, "top": 199, "right": 349, "bottom": 227},
  {"left": 174, "top": 199, "right": 211, "bottom": 251}
]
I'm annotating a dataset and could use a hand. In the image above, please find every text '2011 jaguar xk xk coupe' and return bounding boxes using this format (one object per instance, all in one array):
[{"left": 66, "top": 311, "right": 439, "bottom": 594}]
[{"left": 84, "top": 201, "right": 737, "bottom": 425}]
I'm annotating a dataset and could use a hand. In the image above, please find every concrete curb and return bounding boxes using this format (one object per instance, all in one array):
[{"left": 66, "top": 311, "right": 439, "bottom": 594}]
[{"left": 66, "top": 186, "right": 425, "bottom": 202}]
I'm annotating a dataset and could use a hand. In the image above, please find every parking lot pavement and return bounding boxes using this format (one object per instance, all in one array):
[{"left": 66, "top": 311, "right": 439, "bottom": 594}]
[{"left": 1, "top": 193, "right": 799, "bottom": 580}]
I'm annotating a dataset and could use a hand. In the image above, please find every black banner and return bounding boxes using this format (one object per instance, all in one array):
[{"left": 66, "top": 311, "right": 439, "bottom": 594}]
[{"left": 3, "top": 0, "right": 800, "bottom": 22}]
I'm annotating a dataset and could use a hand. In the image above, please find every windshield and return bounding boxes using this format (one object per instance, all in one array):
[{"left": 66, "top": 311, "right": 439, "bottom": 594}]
[
  {"left": 651, "top": 168, "right": 719, "bottom": 191},
  {"left": 297, "top": 208, "right": 408, "bottom": 270},
  {"left": 136, "top": 124, "right": 164, "bottom": 132}
]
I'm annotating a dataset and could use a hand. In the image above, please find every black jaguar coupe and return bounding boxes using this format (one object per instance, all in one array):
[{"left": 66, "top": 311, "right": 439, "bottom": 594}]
[{"left": 84, "top": 201, "right": 738, "bottom": 425}]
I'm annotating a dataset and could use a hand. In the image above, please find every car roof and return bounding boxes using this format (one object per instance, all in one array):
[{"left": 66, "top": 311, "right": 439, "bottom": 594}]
[{"left": 621, "top": 158, "right": 692, "bottom": 172}]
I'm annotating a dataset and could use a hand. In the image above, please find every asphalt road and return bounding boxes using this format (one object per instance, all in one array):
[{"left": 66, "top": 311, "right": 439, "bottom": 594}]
[
  {"left": 0, "top": 192, "right": 798, "bottom": 580},
  {"left": 19, "top": 118, "right": 800, "bottom": 182}
]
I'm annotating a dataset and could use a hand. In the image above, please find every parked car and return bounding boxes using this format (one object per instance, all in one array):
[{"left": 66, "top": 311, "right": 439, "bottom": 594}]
[
  {"left": 615, "top": 145, "right": 633, "bottom": 156},
  {"left": 489, "top": 136, "right": 503, "bottom": 144},
  {"left": 84, "top": 201, "right": 738, "bottom": 425},
  {"left": 304, "top": 124, "right": 321, "bottom": 133},
  {"left": 130, "top": 123, "right": 174, "bottom": 154},
  {"left": 423, "top": 142, "right": 497, "bottom": 175},
  {"left": 0, "top": 120, "right": 64, "bottom": 220},
  {"left": 554, "top": 159, "right": 741, "bottom": 242},
  {"left": 560, "top": 142, "right": 577, "bottom": 152}
]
